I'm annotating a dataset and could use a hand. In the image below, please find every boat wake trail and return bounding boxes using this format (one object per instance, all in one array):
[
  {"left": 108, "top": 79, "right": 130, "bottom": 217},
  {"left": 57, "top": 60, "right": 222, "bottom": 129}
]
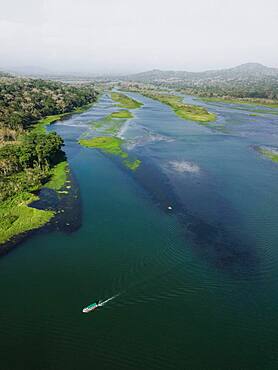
[{"left": 99, "top": 293, "right": 121, "bottom": 307}]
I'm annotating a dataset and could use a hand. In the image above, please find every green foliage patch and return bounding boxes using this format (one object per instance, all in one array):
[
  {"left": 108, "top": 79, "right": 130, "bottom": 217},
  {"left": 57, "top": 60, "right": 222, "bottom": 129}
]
[
  {"left": 142, "top": 91, "right": 216, "bottom": 122},
  {"left": 257, "top": 147, "right": 278, "bottom": 163},
  {"left": 111, "top": 92, "right": 143, "bottom": 109},
  {"left": 0, "top": 192, "right": 54, "bottom": 245},
  {"left": 109, "top": 110, "right": 133, "bottom": 119},
  {"left": 44, "top": 161, "right": 69, "bottom": 190},
  {"left": 79, "top": 136, "right": 128, "bottom": 158}
]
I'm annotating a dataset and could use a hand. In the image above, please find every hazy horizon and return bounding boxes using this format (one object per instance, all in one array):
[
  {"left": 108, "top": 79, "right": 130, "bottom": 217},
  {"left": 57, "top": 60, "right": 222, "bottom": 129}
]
[{"left": 1, "top": 0, "right": 278, "bottom": 74}]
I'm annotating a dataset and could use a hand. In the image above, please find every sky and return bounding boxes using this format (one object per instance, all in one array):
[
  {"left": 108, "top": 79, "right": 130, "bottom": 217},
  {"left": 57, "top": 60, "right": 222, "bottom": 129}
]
[{"left": 0, "top": 0, "right": 278, "bottom": 74}]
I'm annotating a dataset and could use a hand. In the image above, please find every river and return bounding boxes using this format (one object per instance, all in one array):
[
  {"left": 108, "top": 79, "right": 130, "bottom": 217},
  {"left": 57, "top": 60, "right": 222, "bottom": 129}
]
[{"left": 1, "top": 92, "right": 278, "bottom": 369}]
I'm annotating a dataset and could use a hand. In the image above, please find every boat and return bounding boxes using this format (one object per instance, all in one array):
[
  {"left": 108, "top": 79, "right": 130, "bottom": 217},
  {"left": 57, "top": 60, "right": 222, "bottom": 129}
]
[{"left": 82, "top": 302, "right": 100, "bottom": 313}]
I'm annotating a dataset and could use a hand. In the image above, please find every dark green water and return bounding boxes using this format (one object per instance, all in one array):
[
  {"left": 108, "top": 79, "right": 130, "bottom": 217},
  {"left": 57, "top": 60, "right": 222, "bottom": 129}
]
[{"left": 1, "top": 93, "right": 278, "bottom": 369}]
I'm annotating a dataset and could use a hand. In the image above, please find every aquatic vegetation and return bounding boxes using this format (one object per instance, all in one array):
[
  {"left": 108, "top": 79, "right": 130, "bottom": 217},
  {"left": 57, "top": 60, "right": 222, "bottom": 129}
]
[
  {"left": 79, "top": 136, "right": 142, "bottom": 171},
  {"left": 136, "top": 90, "right": 216, "bottom": 122},
  {"left": 85, "top": 106, "right": 141, "bottom": 169},
  {"left": 104, "top": 123, "right": 123, "bottom": 135},
  {"left": 79, "top": 137, "right": 128, "bottom": 158},
  {"left": 124, "top": 159, "right": 141, "bottom": 171},
  {"left": 111, "top": 92, "right": 143, "bottom": 109},
  {"left": 32, "top": 114, "right": 68, "bottom": 134},
  {"left": 200, "top": 96, "right": 278, "bottom": 108},
  {"left": 33, "top": 103, "right": 95, "bottom": 135},
  {"left": 91, "top": 110, "right": 132, "bottom": 135},
  {"left": 109, "top": 110, "right": 133, "bottom": 119},
  {"left": 256, "top": 146, "right": 278, "bottom": 163},
  {"left": 0, "top": 192, "right": 54, "bottom": 245},
  {"left": 44, "top": 161, "right": 69, "bottom": 190}
]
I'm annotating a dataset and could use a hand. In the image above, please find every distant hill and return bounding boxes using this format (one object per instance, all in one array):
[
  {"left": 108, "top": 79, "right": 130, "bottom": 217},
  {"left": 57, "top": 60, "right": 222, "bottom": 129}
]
[
  {"left": 121, "top": 63, "right": 278, "bottom": 83},
  {"left": 116, "top": 63, "right": 278, "bottom": 100},
  {"left": 0, "top": 70, "right": 11, "bottom": 78},
  {"left": 2, "top": 65, "right": 52, "bottom": 76}
]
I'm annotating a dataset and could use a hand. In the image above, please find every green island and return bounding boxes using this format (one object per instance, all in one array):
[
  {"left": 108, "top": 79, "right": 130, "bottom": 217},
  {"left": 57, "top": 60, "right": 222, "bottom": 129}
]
[
  {"left": 111, "top": 92, "right": 143, "bottom": 109},
  {"left": 200, "top": 96, "right": 278, "bottom": 108},
  {"left": 124, "top": 88, "right": 216, "bottom": 122},
  {"left": 83, "top": 93, "right": 142, "bottom": 170},
  {"left": 0, "top": 76, "right": 98, "bottom": 246},
  {"left": 256, "top": 147, "right": 278, "bottom": 163},
  {"left": 109, "top": 110, "right": 133, "bottom": 119},
  {"left": 79, "top": 136, "right": 141, "bottom": 170},
  {"left": 91, "top": 109, "right": 133, "bottom": 135}
]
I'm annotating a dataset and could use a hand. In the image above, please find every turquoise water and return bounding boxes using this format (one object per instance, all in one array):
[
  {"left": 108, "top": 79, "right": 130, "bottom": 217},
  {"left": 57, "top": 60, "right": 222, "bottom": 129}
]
[{"left": 1, "top": 93, "right": 278, "bottom": 369}]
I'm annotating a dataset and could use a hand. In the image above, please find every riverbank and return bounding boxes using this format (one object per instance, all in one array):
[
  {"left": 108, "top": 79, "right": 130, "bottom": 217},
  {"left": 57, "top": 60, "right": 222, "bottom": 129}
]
[
  {"left": 0, "top": 101, "right": 96, "bottom": 248},
  {"left": 33, "top": 102, "right": 96, "bottom": 135},
  {"left": 0, "top": 161, "right": 70, "bottom": 247},
  {"left": 0, "top": 192, "right": 54, "bottom": 246},
  {"left": 200, "top": 96, "right": 278, "bottom": 108}
]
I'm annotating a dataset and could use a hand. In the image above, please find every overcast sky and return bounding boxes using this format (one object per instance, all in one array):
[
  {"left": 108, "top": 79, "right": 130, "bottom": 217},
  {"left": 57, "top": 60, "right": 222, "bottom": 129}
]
[{"left": 0, "top": 0, "right": 277, "bottom": 74}]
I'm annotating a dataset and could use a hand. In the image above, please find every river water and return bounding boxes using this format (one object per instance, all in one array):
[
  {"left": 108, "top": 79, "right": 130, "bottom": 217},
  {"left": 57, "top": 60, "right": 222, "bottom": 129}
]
[{"left": 1, "top": 93, "right": 278, "bottom": 369}]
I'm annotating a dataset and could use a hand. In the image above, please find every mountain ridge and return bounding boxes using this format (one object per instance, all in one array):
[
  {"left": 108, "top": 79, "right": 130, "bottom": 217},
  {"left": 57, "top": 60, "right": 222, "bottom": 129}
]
[{"left": 122, "top": 63, "right": 278, "bottom": 82}]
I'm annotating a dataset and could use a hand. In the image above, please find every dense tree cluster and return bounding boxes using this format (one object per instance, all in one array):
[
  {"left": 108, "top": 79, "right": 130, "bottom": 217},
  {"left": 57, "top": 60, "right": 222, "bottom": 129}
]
[
  {"left": 172, "top": 80, "right": 278, "bottom": 100},
  {"left": 0, "top": 132, "right": 64, "bottom": 201},
  {"left": 0, "top": 76, "right": 98, "bottom": 201},
  {"left": 0, "top": 76, "right": 97, "bottom": 132}
]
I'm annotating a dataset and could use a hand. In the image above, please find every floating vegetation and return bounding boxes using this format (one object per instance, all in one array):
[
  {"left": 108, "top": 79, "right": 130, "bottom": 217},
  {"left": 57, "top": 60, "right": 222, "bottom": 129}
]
[
  {"left": 109, "top": 110, "right": 133, "bottom": 119},
  {"left": 127, "top": 89, "right": 216, "bottom": 122},
  {"left": 255, "top": 146, "right": 278, "bottom": 163},
  {"left": 79, "top": 136, "right": 141, "bottom": 171},
  {"left": 111, "top": 92, "right": 143, "bottom": 109}
]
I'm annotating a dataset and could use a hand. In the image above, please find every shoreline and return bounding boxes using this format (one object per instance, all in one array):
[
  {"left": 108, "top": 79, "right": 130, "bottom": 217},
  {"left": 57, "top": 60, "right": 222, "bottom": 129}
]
[
  {"left": 0, "top": 101, "right": 95, "bottom": 252},
  {"left": 0, "top": 169, "right": 82, "bottom": 256},
  {"left": 199, "top": 96, "right": 278, "bottom": 108}
]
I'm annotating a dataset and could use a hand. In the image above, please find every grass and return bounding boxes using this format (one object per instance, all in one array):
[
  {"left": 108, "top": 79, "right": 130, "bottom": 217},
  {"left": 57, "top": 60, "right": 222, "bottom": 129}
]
[
  {"left": 0, "top": 192, "right": 54, "bottom": 245},
  {"left": 257, "top": 147, "right": 278, "bottom": 163},
  {"left": 44, "top": 161, "right": 69, "bottom": 190},
  {"left": 200, "top": 97, "right": 278, "bottom": 108},
  {"left": 141, "top": 91, "right": 216, "bottom": 122},
  {"left": 32, "top": 114, "right": 67, "bottom": 134},
  {"left": 111, "top": 92, "right": 143, "bottom": 109},
  {"left": 73, "top": 102, "right": 94, "bottom": 113}
]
